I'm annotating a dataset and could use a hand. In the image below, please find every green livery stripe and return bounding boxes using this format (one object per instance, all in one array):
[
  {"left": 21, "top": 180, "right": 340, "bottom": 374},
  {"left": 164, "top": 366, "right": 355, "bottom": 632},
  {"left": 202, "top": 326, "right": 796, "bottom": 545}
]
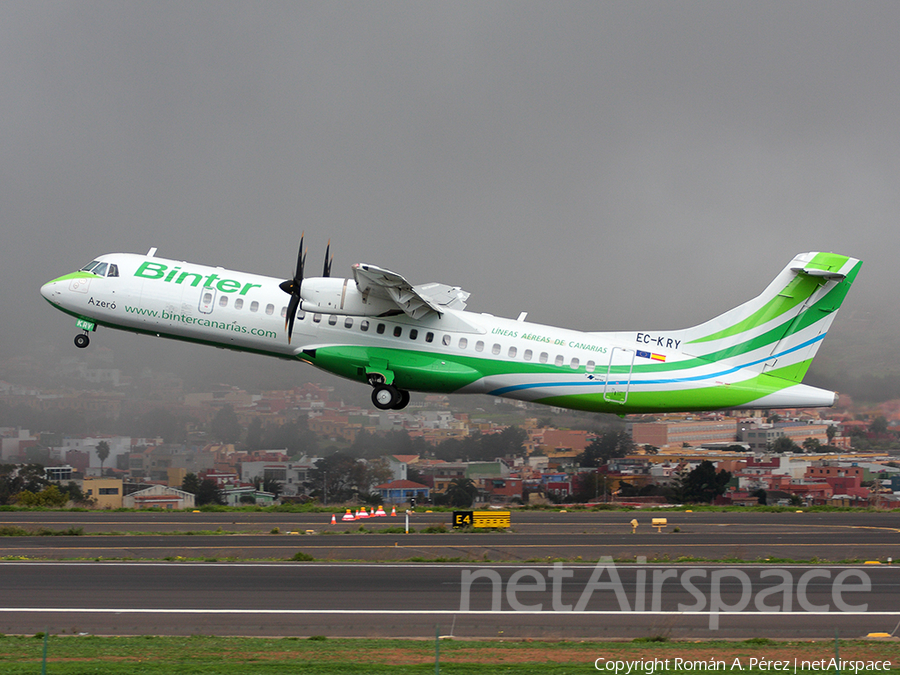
[
  {"left": 535, "top": 363, "right": 806, "bottom": 414},
  {"left": 47, "top": 271, "right": 97, "bottom": 283},
  {"left": 807, "top": 251, "right": 852, "bottom": 272},
  {"left": 687, "top": 274, "right": 825, "bottom": 344},
  {"left": 687, "top": 254, "right": 853, "bottom": 345}
]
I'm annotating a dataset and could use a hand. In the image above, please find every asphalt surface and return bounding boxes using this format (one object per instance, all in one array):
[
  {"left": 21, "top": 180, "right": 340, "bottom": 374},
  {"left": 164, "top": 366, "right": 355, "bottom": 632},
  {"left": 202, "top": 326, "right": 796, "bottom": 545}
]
[
  {"left": 1, "top": 510, "right": 899, "bottom": 562},
  {"left": 2, "top": 512, "right": 900, "bottom": 638},
  {"left": 1, "top": 561, "right": 898, "bottom": 639}
]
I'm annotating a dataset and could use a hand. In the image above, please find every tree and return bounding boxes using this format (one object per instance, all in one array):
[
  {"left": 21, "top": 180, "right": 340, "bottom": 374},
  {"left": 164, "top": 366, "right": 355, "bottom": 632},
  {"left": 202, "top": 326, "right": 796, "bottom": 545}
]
[
  {"left": 95, "top": 441, "right": 111, "bottom": 473},
  {"left": 679, "top": 460, "right": 732, "bottom": 503},
  {"left": 770, "top": 436, "right": 799, "bottom": 453},
  {"left": 577, "top": 431, "right": 634, "bottom": 468},
  {"left": 750, "top": 488, "right": 767, "bottom": 505},
  {"left": 445, "top": 477, "right": 478, "bottom": 508},
  {"left": 870, "top": 416, "right": 889, "bottom": 435},
  {"left": 801, "top": 437, "right": 821, "bottom": 453},
  {"left": 244, "top": 417, "right": 264, "bottom": 451},
  {"left": 307, "top": 453, "right": 361, "bottom": 503},
  {"left": 196, "top": 478, "right": 225, "bottom": 506},
  {"left": 211, "top": 405, "right": 242, "bottom": 444},
  {"left": 826, "top": 424, "right": 837, "bottom": 445},
  {"left": 181, "top": 472, "right": 201, "bottom": 495}
]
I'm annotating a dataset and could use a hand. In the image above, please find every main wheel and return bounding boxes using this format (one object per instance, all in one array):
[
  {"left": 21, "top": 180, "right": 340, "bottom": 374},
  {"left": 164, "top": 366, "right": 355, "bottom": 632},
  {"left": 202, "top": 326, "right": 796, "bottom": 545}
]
[
  {"left": 372, "top": 384, "right": 400, "bottom": 410},
  {"left": 74, "top": 334, "right": 90, "bottom": 349},
  {"left": 392, "top": 389, "right": 411, "bottom": 410}
]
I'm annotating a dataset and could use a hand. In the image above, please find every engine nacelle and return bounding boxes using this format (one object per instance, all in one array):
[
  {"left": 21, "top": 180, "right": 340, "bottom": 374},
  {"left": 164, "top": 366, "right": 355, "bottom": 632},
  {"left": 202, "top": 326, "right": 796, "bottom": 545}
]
[{"left": 299, "top": 277, "right": 397, "bottom": 316}]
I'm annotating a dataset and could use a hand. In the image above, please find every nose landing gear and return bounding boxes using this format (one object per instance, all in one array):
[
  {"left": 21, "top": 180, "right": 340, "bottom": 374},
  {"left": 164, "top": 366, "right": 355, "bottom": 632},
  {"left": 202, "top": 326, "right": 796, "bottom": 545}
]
[{"left": 74, "top": 333, "right": 90, "bottom": 349}]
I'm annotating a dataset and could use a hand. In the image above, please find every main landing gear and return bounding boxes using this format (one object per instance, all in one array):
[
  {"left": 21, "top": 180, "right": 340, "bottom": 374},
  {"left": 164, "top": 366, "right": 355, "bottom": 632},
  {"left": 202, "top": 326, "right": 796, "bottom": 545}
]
[
  {"left": 371, "top": 383, "right": 411, "bottom": 410},
  {"left": 74, "top": 333, "right": 90, "bottom": 349}
]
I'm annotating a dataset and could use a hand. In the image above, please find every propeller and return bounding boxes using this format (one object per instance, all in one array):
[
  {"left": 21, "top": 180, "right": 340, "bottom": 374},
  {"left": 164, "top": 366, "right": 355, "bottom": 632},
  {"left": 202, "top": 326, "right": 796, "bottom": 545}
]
[
  {"left": 323, "top": 239, "right": 333, "bottom": 277},
  {"left": 279, "top": 235, "right": 335, "bottom": 344},
  {"left": 279, "top": 234, "right": 307, "bottom": 344}
]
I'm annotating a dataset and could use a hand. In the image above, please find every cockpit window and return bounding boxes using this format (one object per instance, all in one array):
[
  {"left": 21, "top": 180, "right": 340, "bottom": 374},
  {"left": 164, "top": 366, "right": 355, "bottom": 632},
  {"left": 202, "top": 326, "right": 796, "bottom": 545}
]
[
  {"left": 107, "top": 264, "right": 119, "bottom": 277},
  {"left": 81, "top": 261, "right": 101, "bottom": 272},
  {"left": 92, "top": 262, "right": 109, "bottom": 277}
]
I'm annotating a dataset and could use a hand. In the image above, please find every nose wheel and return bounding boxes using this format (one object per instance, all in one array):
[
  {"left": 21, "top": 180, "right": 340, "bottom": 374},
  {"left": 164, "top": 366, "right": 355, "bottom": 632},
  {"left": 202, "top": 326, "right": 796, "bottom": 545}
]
[
  {"left": 371, "top": 384, "right": 410, "bottom": 410},
  {"left": 74, "top": 333, "right": 90, "bottom": 349}
]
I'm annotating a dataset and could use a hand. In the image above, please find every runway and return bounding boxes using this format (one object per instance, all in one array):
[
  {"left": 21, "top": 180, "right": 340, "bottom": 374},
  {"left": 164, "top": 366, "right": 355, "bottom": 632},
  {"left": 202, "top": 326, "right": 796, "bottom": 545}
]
[
  {"left": 1, "top": 561, "right": 899, "bottom": 639},
  {"left": 1, "top": 510, "right": 898, "bottom": 562}
]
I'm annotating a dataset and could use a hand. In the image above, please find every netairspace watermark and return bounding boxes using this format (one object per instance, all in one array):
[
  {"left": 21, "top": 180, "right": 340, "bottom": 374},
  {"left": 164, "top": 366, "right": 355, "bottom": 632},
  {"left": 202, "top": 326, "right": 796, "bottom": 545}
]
[
  {"left": 593, "top": 658, "right": 892, "bottom": 673},
  {"left": 458, "top": 557, "right": 873, "bottom": 629}
]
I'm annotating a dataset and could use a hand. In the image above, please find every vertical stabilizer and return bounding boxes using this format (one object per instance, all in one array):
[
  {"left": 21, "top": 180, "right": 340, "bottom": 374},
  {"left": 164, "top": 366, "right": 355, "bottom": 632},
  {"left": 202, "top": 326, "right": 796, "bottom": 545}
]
[{"left": 671, "top": 252, "right": 861, "bottom": 382}]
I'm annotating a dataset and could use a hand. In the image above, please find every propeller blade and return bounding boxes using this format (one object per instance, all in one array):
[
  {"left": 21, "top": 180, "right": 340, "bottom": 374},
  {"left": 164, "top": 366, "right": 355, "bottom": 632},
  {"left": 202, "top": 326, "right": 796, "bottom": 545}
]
[
  {"left": 295, "top": 233, "right": 305, "bottom": 281},
  {"left": 285, "top": 294, "right": 300, "bottom": 344},
  {"left": 323, "top": 240, "right": 333, "bottom": 277}
]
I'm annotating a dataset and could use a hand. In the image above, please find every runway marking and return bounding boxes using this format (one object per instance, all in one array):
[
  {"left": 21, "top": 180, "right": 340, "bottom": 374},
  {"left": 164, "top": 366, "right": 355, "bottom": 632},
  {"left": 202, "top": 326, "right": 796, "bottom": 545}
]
[
  {"left": 3, "top": 608, "right": 900, "bottom": 616},
  {"left": 2, "top": 541, "right": 898, "bottom": 553}
]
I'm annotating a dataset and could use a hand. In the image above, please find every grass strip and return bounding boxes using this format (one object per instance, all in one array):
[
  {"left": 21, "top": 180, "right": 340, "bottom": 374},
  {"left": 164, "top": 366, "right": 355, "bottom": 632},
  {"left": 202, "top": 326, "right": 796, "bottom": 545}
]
[{"left": 0, "top": 635, "right": 898, "bottom": 675}]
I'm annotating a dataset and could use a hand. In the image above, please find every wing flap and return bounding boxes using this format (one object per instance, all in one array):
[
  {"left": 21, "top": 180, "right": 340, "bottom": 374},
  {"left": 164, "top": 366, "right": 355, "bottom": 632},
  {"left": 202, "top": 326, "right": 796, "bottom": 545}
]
[{"left": 352, "top": 263, "right": 469, "bottom": 320}]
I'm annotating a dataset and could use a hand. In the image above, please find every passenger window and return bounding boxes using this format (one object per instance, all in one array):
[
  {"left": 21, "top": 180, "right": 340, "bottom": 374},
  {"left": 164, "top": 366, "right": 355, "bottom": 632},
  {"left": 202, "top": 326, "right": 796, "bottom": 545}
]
[
  {"left": 586, "top": 360, "right": 595, "bottom": 372},
  {"left": 539, "top": 352, "right": 548, "bottom": 363},
  {"left": 265, "top": 304, "right": 275, "bottom": 315},
  {"left": 475, "top": 341, "right": 484, "bottom": 352},
  {"left": 235, "top": 298, "right": 244, "bottom": 310},
  {"left": 393, "top": 326, "right": 402, "bottom": 338},
  {"left": 524, "top": 349, "right": 533, "bottom": 361},
  {"left": 93, "top": 262, "right": 108, "bottom": 277},
  {"left": 220, "top": 296, "right": 229, "bottom": 307},
  {"left": 442, "top": 335, "right": 451, "bottom": 346},
  {"left": 360, "top": 320, "right": 369, "bottom": 332},
  {"left": 570, "top": 357, "right": 579, "bottom": 369},
  {"left": 376, "top": 323, "right": 385, "bottom": 334},
  {"left": 107, "top": 264, "right": 119, "bottom": 277},
  {"left": 297, "top": 310, "right": 305, "bottom": 320},
  {"left": 425, "top": 332, "right": 434, "bottom": 343},
  {"left": 492, "top": 344, "right": 501, "bottom": 355},
  {"left": 313, "top": 314, "right": 321, "bottom": 323},
  {"left": 280, "top": 306, "right": 286, "bottom": 317},
  {"left": 409, "top": 329, "right": 418, "bottom": 340},
  {"left": 508, "top": 346, "right": 517, "bottom": 358},
  {"left": 250, "top": 301, "right": 259, "bottom": 312},
  {"left": 328, "top": 315, "right": 338, "bottom": 326},
  {"left": 344, "top": 317, "right": 354, "bottom": 329},
  {"left": 555, "top": 355, "right": 564, "bottom": 367},
  {"left": 203, "top": 292, "right": 214, "bottom": 306},
  {"left": 459, "top": 337, "right": 468, "bottom": 349}
]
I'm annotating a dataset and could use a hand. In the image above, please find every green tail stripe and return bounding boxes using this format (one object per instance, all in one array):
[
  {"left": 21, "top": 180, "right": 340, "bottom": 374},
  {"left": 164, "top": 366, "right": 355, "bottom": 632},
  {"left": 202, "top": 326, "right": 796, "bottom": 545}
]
[
  {"left": 688, "top": 253, "right": 852, "bottom": 345},
  {"left": 687, "top": 274, "right": 825, "bottom": 344}
]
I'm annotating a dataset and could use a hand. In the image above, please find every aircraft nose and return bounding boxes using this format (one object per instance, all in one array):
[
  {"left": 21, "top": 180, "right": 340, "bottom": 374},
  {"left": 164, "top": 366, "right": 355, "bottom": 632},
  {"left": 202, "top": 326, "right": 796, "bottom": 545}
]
[{"left": 41, "top": 278, "right": 62, "bottom": 301}]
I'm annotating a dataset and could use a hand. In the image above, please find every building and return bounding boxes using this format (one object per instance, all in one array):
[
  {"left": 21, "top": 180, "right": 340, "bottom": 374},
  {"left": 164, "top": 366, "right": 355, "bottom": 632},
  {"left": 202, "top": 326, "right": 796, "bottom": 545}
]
[
  {"left": 374, "top": 480, "right": 430, "bottom": 504},
  {"left": 739, "top": 423, "right": 830, "bottom": 452},
  {"left": 78, "top": 477, "right": 124, "bottom": 508},
  {"left": 123, "top": 485, "right": 195, "bottom": 510},
  {"left": 629, "top": 419, "right": 739, "bottom": 448}
]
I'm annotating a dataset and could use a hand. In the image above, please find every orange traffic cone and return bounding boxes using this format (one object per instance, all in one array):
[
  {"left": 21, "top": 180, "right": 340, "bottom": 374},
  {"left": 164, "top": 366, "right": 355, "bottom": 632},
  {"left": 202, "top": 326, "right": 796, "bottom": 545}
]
[
  {"left": 359, "top": 507, "right": 369, "bottom": 519},
  {"left": 391, "top": 505, "right": 397, "bottom": 516},
  {"left": 375, "top": 505, "right": 387, "bottom": 517},
  {"left": 342, "top": 509, "right": 355, "bottom": 521},
  {"left": 331, "top": 514, "right": 336, "bottom": 525}
]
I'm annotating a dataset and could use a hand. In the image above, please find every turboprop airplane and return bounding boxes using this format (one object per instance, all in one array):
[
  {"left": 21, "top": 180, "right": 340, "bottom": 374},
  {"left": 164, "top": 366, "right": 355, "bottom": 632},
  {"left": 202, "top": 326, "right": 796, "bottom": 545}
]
[{"left": 40, "top": 239, "right": 861, "bottom": 414}]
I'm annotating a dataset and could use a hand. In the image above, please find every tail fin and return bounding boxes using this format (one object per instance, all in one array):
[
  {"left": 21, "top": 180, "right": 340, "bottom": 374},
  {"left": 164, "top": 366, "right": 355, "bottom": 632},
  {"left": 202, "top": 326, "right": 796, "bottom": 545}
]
[{"left": 673, "top": 252, "right": 861, "bottom": 383}]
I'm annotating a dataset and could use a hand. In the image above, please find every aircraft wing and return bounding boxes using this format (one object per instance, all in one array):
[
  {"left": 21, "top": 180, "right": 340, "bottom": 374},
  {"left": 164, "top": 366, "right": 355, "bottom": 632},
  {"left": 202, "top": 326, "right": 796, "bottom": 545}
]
[{"left": 352, "top": 263, "right": 470, "bottom": 320}]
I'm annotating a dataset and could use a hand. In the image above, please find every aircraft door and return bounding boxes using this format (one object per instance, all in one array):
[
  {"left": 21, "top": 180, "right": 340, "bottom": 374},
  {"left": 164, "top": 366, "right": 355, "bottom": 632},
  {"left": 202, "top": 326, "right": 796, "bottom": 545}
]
[
  {"left": 198, "top": 287, "right": 217, "bottom": 315},
  {"left": 604, "top": 347, "right": 635, "bottom": 404}
]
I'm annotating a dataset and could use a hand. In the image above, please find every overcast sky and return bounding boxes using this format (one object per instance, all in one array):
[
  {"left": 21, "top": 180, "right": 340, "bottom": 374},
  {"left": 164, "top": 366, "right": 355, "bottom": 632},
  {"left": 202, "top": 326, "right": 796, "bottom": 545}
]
[{"left": 3, "top": 2, "right": 898, "bottom": 383}]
